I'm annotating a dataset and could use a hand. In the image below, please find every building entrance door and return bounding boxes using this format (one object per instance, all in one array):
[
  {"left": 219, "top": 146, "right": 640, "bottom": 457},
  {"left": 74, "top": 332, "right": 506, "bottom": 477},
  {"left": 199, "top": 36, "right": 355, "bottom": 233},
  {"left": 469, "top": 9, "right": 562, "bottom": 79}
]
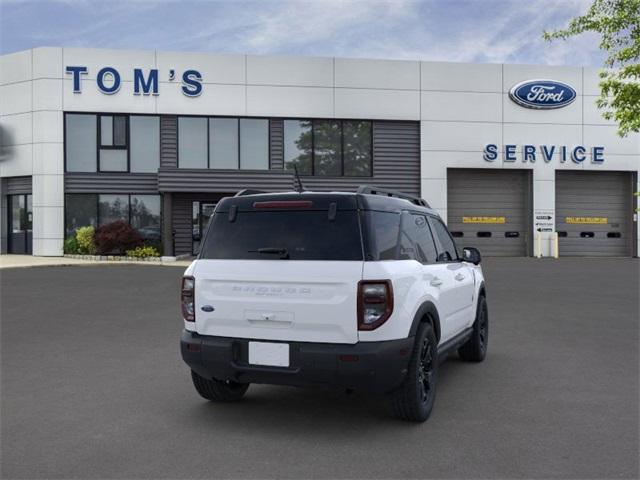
[
  {"left": 8, "top": 194, "right": 32, "bottom": 254},
  {"left": 191, "top": 201, "right": 217, "bottom": 255}
]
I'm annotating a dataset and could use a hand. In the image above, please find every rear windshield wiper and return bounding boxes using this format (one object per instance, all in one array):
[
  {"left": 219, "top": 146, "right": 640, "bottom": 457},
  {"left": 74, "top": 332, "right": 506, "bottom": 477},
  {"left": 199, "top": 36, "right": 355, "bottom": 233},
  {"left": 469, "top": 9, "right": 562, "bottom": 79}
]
[{"left": 249, "top": 247, "right": 290, "bottom": 259}]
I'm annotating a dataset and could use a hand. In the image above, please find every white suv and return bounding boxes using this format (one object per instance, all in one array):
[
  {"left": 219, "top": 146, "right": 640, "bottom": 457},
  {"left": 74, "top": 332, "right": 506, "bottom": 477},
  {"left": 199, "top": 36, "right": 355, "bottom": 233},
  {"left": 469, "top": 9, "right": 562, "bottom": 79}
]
[{"left": 180, "top": 187, "right": 488, "bottom": 422}]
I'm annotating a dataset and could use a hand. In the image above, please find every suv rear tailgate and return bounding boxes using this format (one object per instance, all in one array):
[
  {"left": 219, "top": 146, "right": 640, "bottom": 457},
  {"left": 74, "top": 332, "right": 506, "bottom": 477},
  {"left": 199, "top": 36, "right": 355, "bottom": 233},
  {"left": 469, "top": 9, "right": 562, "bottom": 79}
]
[{"left": 193, "top": 260, "right": 362, "bottom": 344}]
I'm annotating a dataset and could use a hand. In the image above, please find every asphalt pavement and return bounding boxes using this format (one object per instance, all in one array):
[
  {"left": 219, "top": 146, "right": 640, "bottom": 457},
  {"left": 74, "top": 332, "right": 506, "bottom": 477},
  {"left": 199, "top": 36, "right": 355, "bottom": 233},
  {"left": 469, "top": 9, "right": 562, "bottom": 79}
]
[{"left": 1, "top": 258, "right": 638, "bottom": 479}]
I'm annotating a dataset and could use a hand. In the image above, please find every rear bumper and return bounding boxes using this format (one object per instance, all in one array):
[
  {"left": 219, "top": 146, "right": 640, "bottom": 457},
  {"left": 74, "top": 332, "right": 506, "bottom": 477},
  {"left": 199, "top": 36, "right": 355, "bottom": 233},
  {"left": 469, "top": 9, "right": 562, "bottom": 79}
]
[{"left": 181, "top": 330, "right": 414, "bottom": 393}]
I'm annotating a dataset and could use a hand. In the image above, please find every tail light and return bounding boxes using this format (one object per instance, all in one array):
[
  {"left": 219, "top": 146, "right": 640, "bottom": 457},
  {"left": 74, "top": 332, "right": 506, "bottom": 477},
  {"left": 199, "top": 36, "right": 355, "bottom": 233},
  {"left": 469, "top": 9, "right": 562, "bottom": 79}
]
[
  {"left": 357, "top": 280, "right": 393, "bottom": 330},
  {"left": 181, "top": 276, "right": 195, "bottom": 322}
]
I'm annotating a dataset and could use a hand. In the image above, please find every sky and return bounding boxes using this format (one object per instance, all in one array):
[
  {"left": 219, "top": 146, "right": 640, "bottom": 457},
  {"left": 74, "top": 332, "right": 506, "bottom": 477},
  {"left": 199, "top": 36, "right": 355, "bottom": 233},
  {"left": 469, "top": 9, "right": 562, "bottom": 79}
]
[{"left": 0, "top": 0, "right": 605, "bottom": 66}]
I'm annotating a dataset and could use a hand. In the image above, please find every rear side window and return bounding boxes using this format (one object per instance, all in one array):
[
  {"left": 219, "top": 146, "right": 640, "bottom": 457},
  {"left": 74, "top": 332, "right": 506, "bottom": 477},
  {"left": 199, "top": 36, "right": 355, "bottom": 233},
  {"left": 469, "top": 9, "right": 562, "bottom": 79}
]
[
  {"left": 363, "top": 211, "right": 401, "bottom": 260},
  {"left": 200, "top": 210, "right": 363, "bottom": 260},
  {"left": 428, "top": 217, "right": 459, "bottom": 262}
]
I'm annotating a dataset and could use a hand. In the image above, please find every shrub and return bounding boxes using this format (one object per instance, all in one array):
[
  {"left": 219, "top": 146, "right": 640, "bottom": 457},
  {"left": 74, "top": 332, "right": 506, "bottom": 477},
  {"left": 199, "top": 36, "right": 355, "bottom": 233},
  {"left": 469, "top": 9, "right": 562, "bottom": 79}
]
[
  {"left": 75, "top": 226, "right": 96, "bottom": 254},
  {"left": 125, "top": 245, "right": 160, "bottom": 258},
  {"left": 94, "top": 221, "right": 143, "bottom": 255},
  {"left": 64, "top": 236, "right": 79, "bottom": 254}
]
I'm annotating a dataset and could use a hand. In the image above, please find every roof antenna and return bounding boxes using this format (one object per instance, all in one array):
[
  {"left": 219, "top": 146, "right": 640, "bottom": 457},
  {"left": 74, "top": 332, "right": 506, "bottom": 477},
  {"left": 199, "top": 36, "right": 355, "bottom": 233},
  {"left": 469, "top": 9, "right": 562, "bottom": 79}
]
[{"left": 293, "top": 164, "right": 305, "bottom": 193}]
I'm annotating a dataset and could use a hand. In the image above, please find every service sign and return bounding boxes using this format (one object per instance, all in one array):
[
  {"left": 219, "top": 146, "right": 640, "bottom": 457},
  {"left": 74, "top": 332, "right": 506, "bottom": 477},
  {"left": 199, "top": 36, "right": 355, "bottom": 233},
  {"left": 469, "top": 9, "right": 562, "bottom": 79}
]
[
  {"left": 462, "top": 216, "right": 506, "bottom": 224},
  {"left": 509, "top": 79, "right": 577, "bottom": 109}
]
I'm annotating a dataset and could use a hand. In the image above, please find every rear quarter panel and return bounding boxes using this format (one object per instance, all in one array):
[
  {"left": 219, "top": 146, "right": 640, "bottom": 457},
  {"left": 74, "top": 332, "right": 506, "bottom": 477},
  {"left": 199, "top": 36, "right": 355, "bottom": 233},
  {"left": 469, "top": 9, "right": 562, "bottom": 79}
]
[{"left": 360, "top": 260, "right": 440, "bottom": 342}]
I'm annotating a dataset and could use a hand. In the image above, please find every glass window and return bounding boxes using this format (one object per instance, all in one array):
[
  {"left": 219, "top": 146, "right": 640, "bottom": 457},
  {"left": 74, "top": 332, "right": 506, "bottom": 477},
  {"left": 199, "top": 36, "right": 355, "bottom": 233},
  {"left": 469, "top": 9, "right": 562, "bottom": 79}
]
[
  {"left": 408, "top": 214, "right": 438, "bottom": 263},
  {"left": 66, "top": 114, "right": 97, "bottom": 172},
  {"left": 130, "top": 116, "right": 160, "bottom": 173},
  {"left": 364, "top": 211, "right": 400, "bottom": 260},
  {"left": 201, "top": 210, "right": 363, "bottom": 261},
  {"left": 100, "top": 115, "right": 127, "bottom": 147},
  {"left": 210, "top": 118, "right": 238, "bottom": 169},
  {"left": 343, "top": 121, "right": 371, "bottom": 176},
  {"left": 99, "top": 149, "right": 127, "bottom": 172},
  {"left": 100, "top": 116, "right": 113, "bottom": 146},
  {"left": 65, "top": 194, "right": 97, "bottom": 236},
  {"left": 10, "top": 195, "right": 24, "bottom": 233},
  {"left": 131, "top": 195, "right": 161, "bottom": 245},
  {"left": 284, "top": 120, "right": 312, "bottom": 175},
  {"left": 113, "top": 116, "right": 127, "bottom": 146},
  {"left": 178, "top": 117, "right": 208, "bottom": 168},
  {"left": 239, "top": 119, "right": 268, "bottom": 170},
  {"left": 313, "top": 120, "right": 341, "bottom": 176},
  {"left": 428, "top": 217, "right": 459, "bottom": 262},
  {"left": 98, "top": 195, "right": 129, "bottom": 226}
]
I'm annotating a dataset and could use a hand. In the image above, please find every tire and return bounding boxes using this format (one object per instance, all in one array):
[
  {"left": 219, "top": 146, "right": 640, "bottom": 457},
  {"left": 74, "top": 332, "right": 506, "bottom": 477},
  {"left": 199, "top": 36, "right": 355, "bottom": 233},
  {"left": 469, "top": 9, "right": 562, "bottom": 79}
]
[
  {"left": 389, "top": 322, "right": 438, "bottom": 422},
  {"left": 190, "top": 370, "right": 249, "bottom": 402},
  {"left": 458, "top": 295, "right": 488, "bottom": 362}
]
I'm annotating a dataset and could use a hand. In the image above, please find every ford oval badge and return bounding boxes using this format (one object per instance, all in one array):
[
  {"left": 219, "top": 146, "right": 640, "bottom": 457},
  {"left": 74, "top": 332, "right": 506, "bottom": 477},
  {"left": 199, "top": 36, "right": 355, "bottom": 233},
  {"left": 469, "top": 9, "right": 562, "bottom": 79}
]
[
  {"left": 509, "top": 79, "right": 577, "bottom": 110},
  {"left": 201, "top": 305, "right": 215, "bottom": 312}
]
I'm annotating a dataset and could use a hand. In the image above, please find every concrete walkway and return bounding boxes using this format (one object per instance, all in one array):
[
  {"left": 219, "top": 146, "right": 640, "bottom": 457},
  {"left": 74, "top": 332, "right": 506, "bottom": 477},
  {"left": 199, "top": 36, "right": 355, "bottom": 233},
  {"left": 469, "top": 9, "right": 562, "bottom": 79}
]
[{"left": 0, "top": 254, "right": 192, "bottom": 269}]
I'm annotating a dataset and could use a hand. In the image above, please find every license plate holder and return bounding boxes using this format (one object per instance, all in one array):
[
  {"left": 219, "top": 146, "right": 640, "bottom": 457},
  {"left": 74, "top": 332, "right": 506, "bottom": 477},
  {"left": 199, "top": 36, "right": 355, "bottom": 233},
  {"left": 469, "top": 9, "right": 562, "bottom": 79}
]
[{"left": 248, "top": 341, "right": 290, "bottom": 367}]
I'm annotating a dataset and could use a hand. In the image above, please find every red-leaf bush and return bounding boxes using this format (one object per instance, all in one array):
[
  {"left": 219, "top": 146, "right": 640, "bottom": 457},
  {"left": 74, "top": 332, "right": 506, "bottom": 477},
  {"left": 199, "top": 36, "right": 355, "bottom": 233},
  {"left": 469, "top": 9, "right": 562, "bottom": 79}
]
[{"left": 94, "top": 220, "right": 143, "bottom": 255}]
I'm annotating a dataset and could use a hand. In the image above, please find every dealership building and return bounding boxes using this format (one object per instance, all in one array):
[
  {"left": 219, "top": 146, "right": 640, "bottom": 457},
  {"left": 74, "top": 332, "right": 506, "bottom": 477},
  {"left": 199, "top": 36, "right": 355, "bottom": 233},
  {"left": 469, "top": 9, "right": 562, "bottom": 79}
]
[{"left": 0, "top": 47, "right": 638, "bottom": 258}]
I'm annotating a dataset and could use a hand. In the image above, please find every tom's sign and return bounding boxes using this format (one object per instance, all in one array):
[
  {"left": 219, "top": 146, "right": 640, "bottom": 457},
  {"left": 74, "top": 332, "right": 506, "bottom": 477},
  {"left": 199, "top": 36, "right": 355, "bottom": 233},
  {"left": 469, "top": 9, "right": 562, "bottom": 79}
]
[
  {"left": 65, "top": 66, "right": 203, "bottom": 97},
  {"left": 509, "top": 79, "right": 576, "bottom": 109}
]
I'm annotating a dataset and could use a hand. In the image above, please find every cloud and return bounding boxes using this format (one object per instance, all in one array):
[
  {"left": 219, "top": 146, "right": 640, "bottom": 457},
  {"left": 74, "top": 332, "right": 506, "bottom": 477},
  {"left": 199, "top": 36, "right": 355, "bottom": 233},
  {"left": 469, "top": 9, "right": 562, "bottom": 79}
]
[{"left": 0, "top": 0, "right": 605, "bottom": 66}]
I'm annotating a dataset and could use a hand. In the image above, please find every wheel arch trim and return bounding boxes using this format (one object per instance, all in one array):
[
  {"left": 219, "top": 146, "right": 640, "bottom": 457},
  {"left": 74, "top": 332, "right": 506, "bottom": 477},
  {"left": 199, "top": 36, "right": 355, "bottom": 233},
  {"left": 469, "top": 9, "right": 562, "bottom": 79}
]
[{"left": 408, "top": 301, "right": 441, "bottom": 341}]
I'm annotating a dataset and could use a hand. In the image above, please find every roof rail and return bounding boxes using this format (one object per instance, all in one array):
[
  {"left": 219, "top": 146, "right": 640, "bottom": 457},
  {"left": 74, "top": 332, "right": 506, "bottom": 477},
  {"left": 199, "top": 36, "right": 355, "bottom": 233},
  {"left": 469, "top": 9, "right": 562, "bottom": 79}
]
[
  {"left": 356, "top": 186, "right": 430, "bottom": 208},
  {"left": 234, "top": 189, "right": 268, "bottom": 197}
]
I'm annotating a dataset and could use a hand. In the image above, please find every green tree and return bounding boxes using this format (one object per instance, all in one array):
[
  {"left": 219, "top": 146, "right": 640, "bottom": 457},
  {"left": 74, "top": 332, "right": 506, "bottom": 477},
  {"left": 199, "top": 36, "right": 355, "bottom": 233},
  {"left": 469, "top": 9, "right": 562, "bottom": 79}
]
[{"left": 543, "top": 0, "right": 640, "bottom": 136}]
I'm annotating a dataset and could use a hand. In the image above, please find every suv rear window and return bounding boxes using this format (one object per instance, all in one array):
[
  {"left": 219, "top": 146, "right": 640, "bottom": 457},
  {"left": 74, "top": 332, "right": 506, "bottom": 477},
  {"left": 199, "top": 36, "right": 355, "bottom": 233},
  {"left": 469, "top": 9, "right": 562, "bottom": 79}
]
[{"left": 200, "top": 210, "right": 363, "bottom": 261}]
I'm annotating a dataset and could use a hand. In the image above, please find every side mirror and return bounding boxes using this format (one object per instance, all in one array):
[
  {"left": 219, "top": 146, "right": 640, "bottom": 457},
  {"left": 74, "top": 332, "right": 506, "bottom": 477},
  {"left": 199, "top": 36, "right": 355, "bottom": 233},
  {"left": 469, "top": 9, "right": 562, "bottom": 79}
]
[{"left": 463, "top": 247, "right": 481, "bottom": 265}]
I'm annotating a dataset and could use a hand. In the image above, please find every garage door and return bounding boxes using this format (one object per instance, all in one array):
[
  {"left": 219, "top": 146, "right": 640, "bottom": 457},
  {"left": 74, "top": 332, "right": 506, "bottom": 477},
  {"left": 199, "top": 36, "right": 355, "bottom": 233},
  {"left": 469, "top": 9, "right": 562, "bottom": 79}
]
[
  {"left": 447, "top": 169, "right": 531, "bottom": 257},
  {"left": 556, "top": 171, "right": 633, "bottom": 256}
]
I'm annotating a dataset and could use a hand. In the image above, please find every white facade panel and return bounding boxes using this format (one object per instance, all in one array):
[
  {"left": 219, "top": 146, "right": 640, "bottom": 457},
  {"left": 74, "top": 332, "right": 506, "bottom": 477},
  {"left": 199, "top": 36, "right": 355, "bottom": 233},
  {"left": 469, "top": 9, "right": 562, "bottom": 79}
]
[
  {"left": 32, "top": 174, "right": 64, "bottom": 207},
  {"left": 247, "top": 55, "right": 333, "bottom": 87},
  {"left": 583, "top": 95, "right": 616, "bottom": 126},
  {"left": 335, "top": 88, "right": 419, "bottom": 120},
  {"left": 335, "top": 58, "right": 419, "bottom": 90},
  {"left": 247, "top": 86, "right": 333, "bottom": 118},
  {"left": 32, "top": 142, "right": 64, "bottom": 175},
  {"left": 33, "top": 237, "right": 64, "bottom": 256},
  {"left": 32, "top": 205, "right": 64, "bottom": 240},
  {"left": 421, "top": 61, "right": 502, "bottom": 92},
  {"left": 33, "top": 111, "right": 64, "bottom": 144},
  {"left": 421, "top": 121, "right": 502, "bottom": 152},
  {"left": 64, "top": 79, "right": 157, "bottom": 113},
  {"left": 32, "top": 47, "right": 63, "bottom": 80},
  {"left": 0, "top": 145, "right": 32, "bottom": 176},
  {"left": 420, "top": 178, "right": 447, "bottom": 209},
  {"left": 503, "top": 123, "right": 583, "bottom": 152},
  {"left": 0, "top": 82, "right": 32, "bottom": 115},
  {"left": 62, "top": 48, "right": 156, "bottom": 81},
  {"left": 0, "top": 50, "right": 32, "bottom": 86},
  {"left": 583, "top": 125, "right": 640, "bottom": 156},
  {"left": 157, "top": 51, "right": 245, "bottom": 85},
  {"left": 0, "top": 112, "right": 32, "bottom": 146},
  {"left": 583, "top": 67, "right": 602, "bottom": 96},
  {"left": 158, "top": 83, "right": 245, "bottom": 115},
  {"left": 421, "top": 91, "right": 501, "bottom": 122},
  {"left": 33, "top": 79, "right": 63, "bottom": 111}
]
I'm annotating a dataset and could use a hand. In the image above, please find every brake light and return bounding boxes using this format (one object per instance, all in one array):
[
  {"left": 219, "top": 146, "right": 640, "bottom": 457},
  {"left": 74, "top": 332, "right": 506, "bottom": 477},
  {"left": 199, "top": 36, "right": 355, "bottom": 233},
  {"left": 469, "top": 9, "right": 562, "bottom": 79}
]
[
  {"left": 357, "top": 280, "right": 393, "bottom": 330},
  {"left": 181, "top": 276, "right": 195, "bottom": 322},
  {"left": 253, "top": 200, "right": 313, "bottom": 209}
]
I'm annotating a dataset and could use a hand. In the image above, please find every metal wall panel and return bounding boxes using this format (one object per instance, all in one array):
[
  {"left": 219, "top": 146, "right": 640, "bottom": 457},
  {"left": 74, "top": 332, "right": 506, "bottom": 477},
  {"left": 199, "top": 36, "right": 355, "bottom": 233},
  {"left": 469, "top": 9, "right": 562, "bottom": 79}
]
[
  {"left": 5, "top": 176, "right": 32, "bottom": 195},
  {"left": 447, "top": 169, "right": 531, "bottom": 257},
  {"left": 65, "top": 173, "right": 158, "bottom": 193},
  {"left": 556, "top": 171, "right": 633, "bottom": 257},
  {"left": 160, "top": 115, "right": 178, "bottom": 169},
  {"left": 269, "top": 119, "right": 284, "bottom": 169}
]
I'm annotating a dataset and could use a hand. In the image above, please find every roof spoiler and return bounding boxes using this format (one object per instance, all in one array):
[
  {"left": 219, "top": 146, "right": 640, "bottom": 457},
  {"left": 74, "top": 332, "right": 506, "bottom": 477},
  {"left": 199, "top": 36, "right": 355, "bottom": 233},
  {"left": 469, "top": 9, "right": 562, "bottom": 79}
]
[
  {"left": 356, "top": 186, "right": 430, "bottom": 208},
  {"left": 234, "top": 189, "right": 268, "bottom": 197}
]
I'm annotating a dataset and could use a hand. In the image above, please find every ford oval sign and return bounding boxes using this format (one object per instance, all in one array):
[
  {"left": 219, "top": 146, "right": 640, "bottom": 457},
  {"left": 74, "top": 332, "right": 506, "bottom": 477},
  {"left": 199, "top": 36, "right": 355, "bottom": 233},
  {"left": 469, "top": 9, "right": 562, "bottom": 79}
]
[{"left": 509, "top": 79, "right": 577, "bottom": 109}]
